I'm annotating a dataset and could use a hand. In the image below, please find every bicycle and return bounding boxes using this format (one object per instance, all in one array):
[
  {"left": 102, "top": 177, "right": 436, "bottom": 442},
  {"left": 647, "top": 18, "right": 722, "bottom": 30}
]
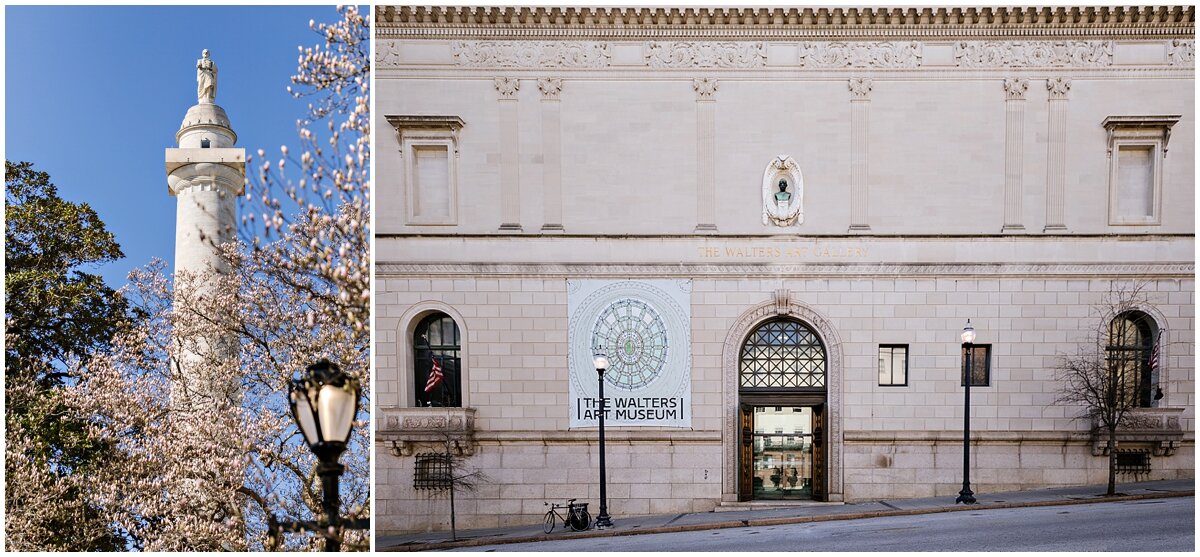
[{"left": 543, "top": 498, "right": 591, "bottom": 533}]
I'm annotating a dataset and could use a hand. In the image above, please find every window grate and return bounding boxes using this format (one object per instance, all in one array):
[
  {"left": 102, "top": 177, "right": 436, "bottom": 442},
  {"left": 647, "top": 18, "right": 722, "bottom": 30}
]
[
  {"left": 1115, "top": 450, "right": 1151, "bottom": 474},
  {"left": 413, "top": 453, "right": 452, "bottom": 490}
]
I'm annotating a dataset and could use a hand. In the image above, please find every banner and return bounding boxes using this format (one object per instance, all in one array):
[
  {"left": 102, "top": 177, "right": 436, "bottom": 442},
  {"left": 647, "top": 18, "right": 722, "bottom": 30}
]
[{"left": 567, "top": 279, "right": 692, "bottom": 428}]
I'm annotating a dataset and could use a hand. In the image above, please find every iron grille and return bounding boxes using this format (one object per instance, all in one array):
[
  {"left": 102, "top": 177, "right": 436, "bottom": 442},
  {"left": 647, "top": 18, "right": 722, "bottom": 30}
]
[
  {"left": 413, "top": 453, "right": 452, "bottom": 490},
  {"left": 740, "top": 319, "right": 825, "bottom": 389},
  {"left": 1115, "top": 450, "right": 1152, "bottom": 474}
]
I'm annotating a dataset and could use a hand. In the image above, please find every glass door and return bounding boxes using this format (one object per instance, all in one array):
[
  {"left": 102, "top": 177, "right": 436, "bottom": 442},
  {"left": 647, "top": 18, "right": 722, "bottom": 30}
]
[{"left": 750, "top": 406, "right": 813, "bottom": 499}]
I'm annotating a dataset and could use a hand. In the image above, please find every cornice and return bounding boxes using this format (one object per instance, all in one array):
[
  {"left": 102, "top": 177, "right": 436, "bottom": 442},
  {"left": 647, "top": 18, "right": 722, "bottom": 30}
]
[
  {"left": 375, "top": 262, "right": 1195, "bottom": 278},
  {"left": 376, "top": 6, "right": 1194, "bottom": 40}
]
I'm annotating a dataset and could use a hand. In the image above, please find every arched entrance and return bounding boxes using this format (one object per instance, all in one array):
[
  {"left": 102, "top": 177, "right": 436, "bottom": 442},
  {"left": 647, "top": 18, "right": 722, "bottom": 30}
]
[
  {"left": 737, "top": 319, "right": 827, "bottom": 501},
  {"left": 722, "top": 298, "right": 844, "bottom": 503}
]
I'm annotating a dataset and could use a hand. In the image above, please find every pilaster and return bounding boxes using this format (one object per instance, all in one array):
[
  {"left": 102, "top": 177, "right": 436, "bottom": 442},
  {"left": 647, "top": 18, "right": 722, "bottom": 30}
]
[
  {"left": 496, "top": 77, "right": 523, "bottom": 231},
  {"left": 1044, "top": 78, "right": 1071, "bottom": 231},
  {"left": 694, "top": 78, "right": 719, "bottom": 233},
  {"left": 1002, "top": 78, "right": 1028, "bottom": 232},
  {"left": 849, "top": 78, "right": 872, "bottom": 232},
  {"left": 538, "top": 77, "right": 564, "bottom": 232}
]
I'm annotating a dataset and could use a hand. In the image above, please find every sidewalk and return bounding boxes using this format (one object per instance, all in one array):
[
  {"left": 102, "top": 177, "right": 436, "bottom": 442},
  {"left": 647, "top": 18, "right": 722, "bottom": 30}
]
[{"left": 376, "top": 479, "right": 1194, "bottom": 551}]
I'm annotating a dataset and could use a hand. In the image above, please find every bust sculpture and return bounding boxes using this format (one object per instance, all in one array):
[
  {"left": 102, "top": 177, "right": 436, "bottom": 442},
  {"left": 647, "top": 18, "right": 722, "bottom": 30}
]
[
  {"left": 761, "top": 156, "right": 804, "bottom": 227},
  {"left": 197, "top": 49, "right": 217, "bottom": 103},
  {"left": 775, "top": 179, "right": 791, "bottom": 202}
]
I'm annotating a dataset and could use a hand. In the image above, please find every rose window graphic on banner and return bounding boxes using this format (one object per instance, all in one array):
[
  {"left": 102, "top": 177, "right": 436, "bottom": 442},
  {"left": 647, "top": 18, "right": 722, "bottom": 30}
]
[
  {"left": 591, "top": 298, "right": 669, "bottom": 390},
  {"left": 568, "top": 279, "right": 692, "bottom": 428}
]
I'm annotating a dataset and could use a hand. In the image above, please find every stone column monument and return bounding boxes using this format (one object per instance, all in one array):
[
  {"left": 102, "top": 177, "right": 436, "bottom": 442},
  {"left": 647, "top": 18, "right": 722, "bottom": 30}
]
[{"left": 165, "top": 49, "right": 245, "bottom": 407}]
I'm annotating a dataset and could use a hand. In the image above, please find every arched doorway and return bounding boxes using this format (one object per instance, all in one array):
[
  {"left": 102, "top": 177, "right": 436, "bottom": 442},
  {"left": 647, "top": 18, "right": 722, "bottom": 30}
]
[{"left": 737, "top": 318, "right": 828, "bottom": 501}]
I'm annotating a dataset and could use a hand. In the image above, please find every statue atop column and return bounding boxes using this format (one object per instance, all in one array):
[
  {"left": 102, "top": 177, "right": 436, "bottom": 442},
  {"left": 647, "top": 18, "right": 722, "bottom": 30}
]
[{"left": 196, "top": 49, "right": 217, "bottom": 103}]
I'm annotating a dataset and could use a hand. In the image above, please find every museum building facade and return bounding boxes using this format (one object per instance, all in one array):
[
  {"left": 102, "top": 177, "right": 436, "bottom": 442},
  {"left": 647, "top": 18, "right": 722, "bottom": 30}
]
[{"left": 374, "top": 6, "right": 1196, "bottom": 533}]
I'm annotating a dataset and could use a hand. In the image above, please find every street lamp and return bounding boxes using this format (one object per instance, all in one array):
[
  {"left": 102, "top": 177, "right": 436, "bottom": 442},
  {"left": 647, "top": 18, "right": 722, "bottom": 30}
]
[
  {"left": 956, "top": 320, "right": 978, "bottom": 505},
  {"left": 289, "top": 359, "right": 361, "bottom": 551},
  {"left": 593, "top": 353, "right": 614, "bottom": 529}
]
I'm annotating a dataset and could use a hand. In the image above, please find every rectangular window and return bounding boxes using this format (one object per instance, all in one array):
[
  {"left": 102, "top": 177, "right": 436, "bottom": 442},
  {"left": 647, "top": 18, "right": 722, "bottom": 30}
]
[
  {"left": 1103, "top": 115, "right": 1178, "bottom": 226},
  {"left": 1115, "top": 146, "right": 1154, "bottom": 219},
  {"left": 961, "top": 344, "right": 991, "bottom": 387},
  {"left": 413, "top": 145, "right": 450, "bottom": 219},
  {"left": 878, "top": 345, "right": 908, "bottom": 386}
]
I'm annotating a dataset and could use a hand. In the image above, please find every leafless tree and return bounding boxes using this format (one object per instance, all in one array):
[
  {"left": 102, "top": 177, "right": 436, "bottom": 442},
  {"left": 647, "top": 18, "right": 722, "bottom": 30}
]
[{"left": 1053, "top": 281, "right": 1158, "bottom": 496}]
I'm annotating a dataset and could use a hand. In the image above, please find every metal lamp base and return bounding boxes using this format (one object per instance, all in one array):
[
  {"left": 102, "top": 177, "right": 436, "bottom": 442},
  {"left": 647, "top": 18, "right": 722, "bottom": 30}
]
[
  {"left": 594, "top": 513, "right": 613, "bottom": 530},
  {"left": 956, "top": 487, "right": 977, "bottom": 505}
]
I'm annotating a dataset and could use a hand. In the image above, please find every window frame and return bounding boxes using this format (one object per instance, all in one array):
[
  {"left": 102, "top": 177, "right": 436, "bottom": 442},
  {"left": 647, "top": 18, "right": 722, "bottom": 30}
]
[
  {"left": 1103, "top": 115, "right": 1180, "bottom": 227},
  {"left": 878, "top": 344, "right": 909, "bottom": 387},
  {"left": 960, "top": 344, "right": 991, "bottom": 387},
  {"left": 413, "top": 312, "right": 463, "bottom": 408},
  {"left": 387, "top": 115, "right": 464, "bottom": 226}
]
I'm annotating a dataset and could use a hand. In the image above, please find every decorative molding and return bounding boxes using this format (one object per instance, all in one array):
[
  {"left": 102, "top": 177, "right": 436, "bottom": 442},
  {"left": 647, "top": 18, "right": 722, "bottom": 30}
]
[
  {"left": 378, "top": 7, "right": 1196, "bottom": 41},
  {"left": 494, "top": 76, "right": 520, "bottom": 99},
  {"left": 537, "top": 77, "right": 563, "bottom": 99},
  {"left": 1091, "top": 408, "right": 1184, "bottom": 457},
  {"left": 452, "top": 40, "right": 611, "bottom": 68},
  {"left": 378, "top": 407, "right": 477, "bottom": 457},
  {"left": 1047, "top": 77, "right": 1072, "bottom": 99},
  {"left": 376, "top": 39, "right": 402, "bottom": 68},
  {"left": 1167, "top": 39, "right": 1195, "bottom": 65},
  {"left": 1003, "top": 77, "right": 1029, "bottom": 100},
  {"left": 1103, "top": 115, "right": 1181, "bottom": 156},
  {"left": 646, "top": 41, "right": 767, "bottom": 68},
  {"left": 376, "top": 262, "right": 1196, "bottom": 278},
  {"left": 722, "top": 299, "right": 844, "bottom": 502},
  {"left": 774, "top": 289, "right": 791, "bottom": 315},
  {"left": 761, "top": 155, "right": 804, "bottom": 227},
  {"left": 955, "top": 41, "right": 1113, "bottom": 67},
  {"left": 692, "top": 77, "right": 719, "bottom": 99},
  {"left": 848, "top": 77, "right": 873, "bottom": 100},
  {"left": 798, "top": 41, "right": 922, "bottom": 68}
]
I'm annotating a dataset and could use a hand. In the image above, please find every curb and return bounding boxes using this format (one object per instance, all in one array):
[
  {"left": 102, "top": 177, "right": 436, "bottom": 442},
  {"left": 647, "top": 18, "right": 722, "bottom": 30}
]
[{"left": 380, "top": 490, "right": 1194, "bottom": 552}]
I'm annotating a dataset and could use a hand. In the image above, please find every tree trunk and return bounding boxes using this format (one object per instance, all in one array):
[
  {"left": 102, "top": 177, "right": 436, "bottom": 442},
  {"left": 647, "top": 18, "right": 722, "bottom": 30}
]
[
  {"left": 449, "top": 484, "right": 457, "bottom": 541},
  {"left": 1106, "top": 426, "right": 1117, "bottom": 496}
]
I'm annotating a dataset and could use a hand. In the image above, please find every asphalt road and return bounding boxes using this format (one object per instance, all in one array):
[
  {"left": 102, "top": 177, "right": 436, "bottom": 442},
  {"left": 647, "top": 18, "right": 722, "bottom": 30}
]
[{"left": 455, "top": 496, "right": 1194, "bottom": 552}]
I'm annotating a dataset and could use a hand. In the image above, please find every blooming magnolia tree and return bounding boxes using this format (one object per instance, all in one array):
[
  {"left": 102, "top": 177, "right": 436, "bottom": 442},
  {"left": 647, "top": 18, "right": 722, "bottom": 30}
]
[{"left": 44, "top": 6, "right": 371, "bottom": 551}]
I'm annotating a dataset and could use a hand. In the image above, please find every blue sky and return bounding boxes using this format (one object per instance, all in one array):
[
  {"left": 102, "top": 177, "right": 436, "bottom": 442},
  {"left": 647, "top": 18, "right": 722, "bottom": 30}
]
[{"left": 6, "top": 5, "right": 344, "bottom": 288}]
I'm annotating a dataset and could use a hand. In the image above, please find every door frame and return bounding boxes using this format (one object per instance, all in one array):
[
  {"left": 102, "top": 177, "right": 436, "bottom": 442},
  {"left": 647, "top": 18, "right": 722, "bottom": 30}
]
[
  {"left": 722, "top": 300, "right": 845, "bottom": 503},
  {"left": 738, "top": 396, "right": 827, "bottom": 502}
]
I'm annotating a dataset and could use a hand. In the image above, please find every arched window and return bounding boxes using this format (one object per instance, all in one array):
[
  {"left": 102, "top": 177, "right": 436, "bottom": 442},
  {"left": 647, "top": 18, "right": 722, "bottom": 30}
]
[
  {"left": 413, "top": 313, "right": 462, "bottom": 407},
  {"left": 740, "top": 319, "right": 826, "bottom": 390},
  {"left": 1107, "top": 311, "right": 1157, "bottom": 408}
]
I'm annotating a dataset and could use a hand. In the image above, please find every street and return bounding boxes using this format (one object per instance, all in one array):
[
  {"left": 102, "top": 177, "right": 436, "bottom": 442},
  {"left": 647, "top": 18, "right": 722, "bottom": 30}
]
[{"left": 454, "top": 497, "right": 1194, "bottom": 552}]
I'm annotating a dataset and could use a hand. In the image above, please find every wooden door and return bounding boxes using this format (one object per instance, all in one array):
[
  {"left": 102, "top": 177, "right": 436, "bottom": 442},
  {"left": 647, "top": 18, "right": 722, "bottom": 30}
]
[
  {"left": 812, "top": 404, "right": 825, "bottom": 501},
  {"left": 738, "top": 404, "right": 753, "bottom": 501}
]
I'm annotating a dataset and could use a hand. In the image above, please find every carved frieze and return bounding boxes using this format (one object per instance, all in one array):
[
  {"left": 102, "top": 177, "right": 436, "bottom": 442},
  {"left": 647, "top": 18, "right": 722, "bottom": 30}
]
[
  {"left": 452, "top": 41, "right": 611, "bottom": 68},
  {"left": 848, "top": 78, "right": 873, "bottom": 100},
  {"left": 1004, "top": 78, "right": 1029, "bottom": 100},
  {"left": 494, "top": 77, "right": 520, "bottom": 99},
  {"left": 538, "top": 77, "right": 563, "bottom": 99},
  {"left": 955, "top": 41, "right": 1113, "bottom": 68},
  {"left": 693, "top": 78, "right": 719, "bottom": 100},
  {"left": 798, "top": 41, "right": 922, "bottom": 68},
  {"left": 1167, "top": 39, "right": 1195, "bottom": 66},
  {"left": 646, "top": 41, "right": 767, "bottom": 68},
  {"left": 379, "top": 407, "right": 477, "bottom": 457},
  {"left": 1047, "top": 77, "right": 1072, "bottom": 100},
  {"left": 376, "top": 39, "right": 402, "bottom": 68}
]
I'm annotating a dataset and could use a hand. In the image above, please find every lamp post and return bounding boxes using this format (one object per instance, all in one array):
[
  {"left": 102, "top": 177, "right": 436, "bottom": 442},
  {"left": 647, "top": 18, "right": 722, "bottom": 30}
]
[
  {"left": 593, "top": 353, "right": 614, "bottom": 529},
  {"left": 956, "top": 321, "right": 978, "bottom": 505},
  {"left": 288, "top": 359, "right": 361, "bottom": 551}
]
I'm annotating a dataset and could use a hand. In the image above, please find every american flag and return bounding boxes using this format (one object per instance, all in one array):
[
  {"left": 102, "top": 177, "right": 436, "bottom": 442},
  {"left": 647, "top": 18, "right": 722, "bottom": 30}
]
[
  {"left": 424, "top": 356, "right": 444, "bottom": 393},
  {"left": 1148, "top": 332, "right": 1161, "bottom": 371}
]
